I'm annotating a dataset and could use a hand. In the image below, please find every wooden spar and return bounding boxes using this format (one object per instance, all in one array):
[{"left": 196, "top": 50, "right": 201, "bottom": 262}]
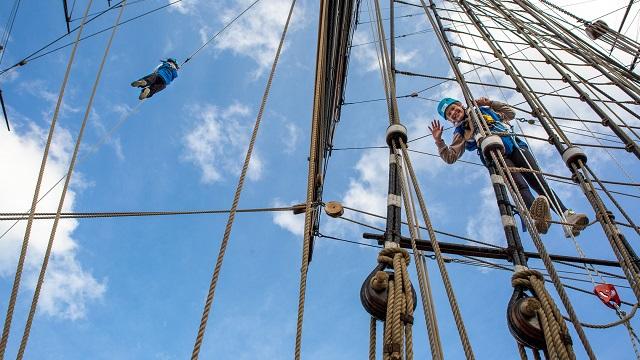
[{"left": 363, "top": 232, "right": 621, "bottom": 268}]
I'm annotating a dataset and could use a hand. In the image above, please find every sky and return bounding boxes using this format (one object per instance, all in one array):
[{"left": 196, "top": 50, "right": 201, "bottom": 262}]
[{"left": 0, "top": 0, "right": 640, "bottom": 359}]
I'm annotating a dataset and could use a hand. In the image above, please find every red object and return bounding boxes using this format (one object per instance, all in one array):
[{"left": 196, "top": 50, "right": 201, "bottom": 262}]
[{"left": 594, "top": 284, "right": 621, "bottom": 309}]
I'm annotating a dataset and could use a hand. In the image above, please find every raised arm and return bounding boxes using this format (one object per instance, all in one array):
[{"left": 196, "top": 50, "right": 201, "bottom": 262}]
[
  {"left": 475, "top": 97, "right": 515, "bottom": 122},
  {"left": 429, "top": 120, "right": 466, "bottom": 164},
  {"left": 490, "top": 100, "right": 515, "bottom": 122}
]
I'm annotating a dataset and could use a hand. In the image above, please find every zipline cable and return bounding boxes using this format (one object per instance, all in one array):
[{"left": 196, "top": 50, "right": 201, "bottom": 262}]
[{"left": 181, "top": 0, "right": 261, "bottom": 66}]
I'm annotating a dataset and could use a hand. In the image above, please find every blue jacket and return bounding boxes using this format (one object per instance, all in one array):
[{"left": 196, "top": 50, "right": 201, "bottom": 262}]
[
  {"left": 453, "top": 106, "right": 527, "bottom": 157},
  {"left": 156, "top": 61, "right": 178, "bottom": 85}
]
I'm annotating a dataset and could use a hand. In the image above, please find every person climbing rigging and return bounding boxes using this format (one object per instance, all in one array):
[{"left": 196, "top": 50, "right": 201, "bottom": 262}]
[
  {"left": 429, "top": 96, "right": 589, "bottom": 237},
  {"left": 130, "top": 58, "right": 179, "bottom": 100}
]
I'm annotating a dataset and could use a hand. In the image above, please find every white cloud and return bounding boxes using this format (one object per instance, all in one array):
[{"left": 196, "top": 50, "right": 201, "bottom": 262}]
[
  {"left": 272, "top": 199, "right": 304, "bottom": 236},
  {"left": 282, "top": 119, "right": 300, "bottom": 154},
  {"left": 0, "top": 122, "right": 106, "bottom": 320},
  {"left": 343, "top": 148, "right": 389, "bottom": 226},
  {"left": 465, "top": 182, "right": 505, "bottom": 247},
  {"left": 168, "top": 0, "right": 199, "bottom": 15},
  {"left": 351, "top": 31, "right": 421, "bottom": 73},
  {"left": 213, "top": 0, "right": 304, "bottom": 76},
  {"left": 182, "top": 102, "right": 264, "bottom": 183}
]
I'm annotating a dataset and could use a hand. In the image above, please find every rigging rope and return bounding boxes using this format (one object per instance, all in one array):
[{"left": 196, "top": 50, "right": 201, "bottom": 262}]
[
  {"left": 397, "top": 136, "right": 476, "bottom": 358},
  {"left": 395, "top": 146, "right": 443, "bottom": 359},
  {"left": 190, "top": 0, "right": 296, "bottom": 357},
  {"left": 427, "top": 1, "right": 601, "bottom": 357},
  {"left": 0, "top": 0, "right": 96, "bottom": 356},
  {"left": 16, "top": 2, "right": 128, "bottom": 357},
  {"left": 512, "top": 270, "right": 576, "bottom": 359},
  {"left": 0, "top": 0, "right": 22, "bottom": 67},
  {"left": 0, "top": 206, "right": 300, "bottom": 220},
  {"left": 0, "top": 0, "right": 184, "bottom": 76},
  {"left": 0, "top": 100, "right": 144, "bottom": 243}
]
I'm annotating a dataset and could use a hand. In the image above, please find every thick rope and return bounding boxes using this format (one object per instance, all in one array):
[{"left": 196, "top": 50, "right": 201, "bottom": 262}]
[
  {"left": 395, "top": 150, "right": 443, "bottom": 359},
  {"left": 561, "top": 303, "right": 639, "bottom": 329},
  {"left": 397, "top": 138, "right": 475, "bottom": 359},
  {"left": 0, "top": 0, "right": 95, "bottom": 357},
  {"left": 377, "top": 247, "right": 413, "bottom": 360},
  {"left": 512, "top": 269, "right": 575, "bottom": 360},
  {"left": 446, "top": 4, "right": 640, "bottom": 354},
  {"left": 572, "top": 161, "right": 640, "bottom": 297},
  {"left": 190, "top": 0, "right": 297, "bottom": 358},
  {"left": 370, "top": 317, "right": 377, "bottom": 360},
  {"left": 293, "top": 0, "right": 321, "bottom": 357},
  {"left": 517, "top": 343, "right": 529, "bottom": 360},
  {"left": 488, "top": 147, "right": 595, "bottom": 358},
  {"left": 16, "top": 3, "right": 128, "bottom": 358},
  {"left": 439, "top": 1, "right": 596, "bottom": 356}
]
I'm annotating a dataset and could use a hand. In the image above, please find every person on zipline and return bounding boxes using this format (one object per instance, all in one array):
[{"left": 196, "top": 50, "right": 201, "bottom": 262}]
[
  {"left": 429, "top": 97, "right": 589, "bottom": 237},
  {"left": 130, "top": 58, "right": 179, "bottom": 100}
]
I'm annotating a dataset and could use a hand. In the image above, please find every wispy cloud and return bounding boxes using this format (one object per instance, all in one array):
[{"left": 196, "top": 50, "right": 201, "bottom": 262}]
[
  {"left": 213, "top": 0, "right": 305, "bottom": 77},
  {"left": 351, "top": 31, "right": 420, "bottom": 73},
  {"left": 182, "top": 102, "right": 264, "bottom": 183},
  {"left": 167, "top": 0, "right": 199, "bottom": 15}
]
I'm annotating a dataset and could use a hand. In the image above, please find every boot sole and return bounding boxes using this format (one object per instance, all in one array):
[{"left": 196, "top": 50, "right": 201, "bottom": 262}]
[
  {"left": 139, "top": 88, "right": 150, "bottom": 100},
  {"left": 530, "top": 197, "right": 551, "bottom": 234}
]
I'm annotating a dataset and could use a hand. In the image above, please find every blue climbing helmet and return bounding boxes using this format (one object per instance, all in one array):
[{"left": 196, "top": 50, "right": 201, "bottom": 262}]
[
  {"left": 166, "top": 58, "right": 180, "bottom": 69},
  {"left": 437, "top": 97, "right": 461, "bottom": 120}
]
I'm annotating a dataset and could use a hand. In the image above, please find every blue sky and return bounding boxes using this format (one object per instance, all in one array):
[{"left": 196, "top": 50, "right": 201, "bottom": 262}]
[{"left": 1, "top": 0, "right": 640, "bottom": 358}]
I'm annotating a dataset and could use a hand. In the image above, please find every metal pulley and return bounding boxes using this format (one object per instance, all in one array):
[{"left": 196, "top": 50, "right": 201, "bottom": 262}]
[
  {"left": 507, "top": 294, "right": 546, "bottom": 350},
  {"left": 360, "top": 264, "right": 417, "bottom": 321}
]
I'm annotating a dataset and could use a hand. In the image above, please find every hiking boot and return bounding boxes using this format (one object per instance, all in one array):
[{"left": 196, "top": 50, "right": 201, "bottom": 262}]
[
  {"left": 139, "top": 87, "right": 151, "bottom": 100},
  {"left": 562, "top": 209, "right": 589, "bottom": 238},
  {"left": 530, "top": 196, "right": 551, "bottom": 234},
  {"left": 131, "top": 79, "right": 146, "bottom": 87}
]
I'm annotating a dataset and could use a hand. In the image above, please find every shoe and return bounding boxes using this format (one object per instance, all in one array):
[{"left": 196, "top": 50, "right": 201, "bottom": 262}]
[
  {"left": 562, "top": 209, "right": 589, "bottom": 238},
  {"left": 131, "top": 80, "right": 146, "bottom": 87},
  {"left": 139, "top": 87, "right": 151, "bottom": 100},
  {"left": 530, "top": 196, "right": 551, "bottom": 234}
]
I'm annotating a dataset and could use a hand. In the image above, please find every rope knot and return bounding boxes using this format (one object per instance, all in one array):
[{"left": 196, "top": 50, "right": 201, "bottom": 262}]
[
  {"left": 378, "top": 247, "right": 410, "bottom": 266},
  {"left": 520, "top": 298, "right": 541, "bottom": 318},
  {"left": 370, "top": 271, "right": 389, "bottom": 292},
  {"left": 511, "top": 269, "right": 544, "bottom": 289}
]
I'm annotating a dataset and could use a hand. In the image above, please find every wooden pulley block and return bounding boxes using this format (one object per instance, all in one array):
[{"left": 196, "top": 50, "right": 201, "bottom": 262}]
[
  {"left": 360, "top": 264, "right": 417, "bottom": 321},
  {"left": 325, "top": 201, "right": 344, "bottom": 218},
  {"left": 586, "top": 20, "right": 609, "bottom": 40},
  {"left": 507, "top": 296, "right": 546, "bottom": 351}
]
